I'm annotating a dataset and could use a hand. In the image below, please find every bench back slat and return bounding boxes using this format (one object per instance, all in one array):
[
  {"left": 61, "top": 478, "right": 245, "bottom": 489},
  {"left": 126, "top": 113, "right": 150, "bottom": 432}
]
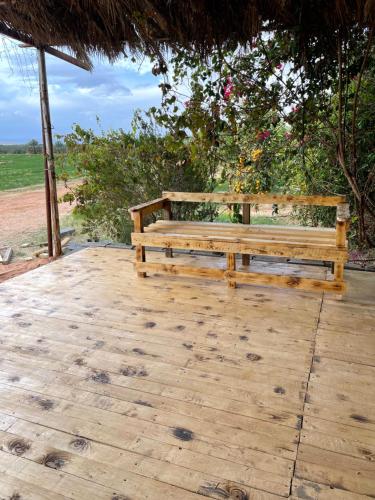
[{"left": 162, "top": 191, "right": 346, "bottom": 207}]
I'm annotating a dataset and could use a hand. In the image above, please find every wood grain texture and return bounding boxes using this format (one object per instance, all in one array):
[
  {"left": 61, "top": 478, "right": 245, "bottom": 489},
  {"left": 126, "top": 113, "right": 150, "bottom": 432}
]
[
  {"left": 162, "top": 191, "right": 346, "bottom": 206},
  {"left": 132, "top": 231, "right": 348, "bottom": 262},
  {"left": 0, "top": 248, "right": 372, "bottom": 500}
]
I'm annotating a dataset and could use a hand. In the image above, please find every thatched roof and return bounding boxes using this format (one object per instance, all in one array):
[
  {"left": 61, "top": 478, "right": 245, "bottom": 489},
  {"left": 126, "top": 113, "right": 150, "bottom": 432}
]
[{"left": 0, "top": 1, "right": 374, "bottom": 63}]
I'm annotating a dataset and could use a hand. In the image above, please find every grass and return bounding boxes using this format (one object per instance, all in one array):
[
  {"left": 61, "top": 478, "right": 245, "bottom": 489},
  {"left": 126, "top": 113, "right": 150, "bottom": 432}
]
[{"left": 0, "top": 154, "right": 76, "bottom": 191}]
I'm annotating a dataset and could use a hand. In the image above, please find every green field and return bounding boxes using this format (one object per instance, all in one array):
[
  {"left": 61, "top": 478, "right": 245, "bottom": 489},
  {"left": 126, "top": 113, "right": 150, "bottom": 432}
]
[{"left": 0, "top": 154, "right": 75, "bottom": 191}]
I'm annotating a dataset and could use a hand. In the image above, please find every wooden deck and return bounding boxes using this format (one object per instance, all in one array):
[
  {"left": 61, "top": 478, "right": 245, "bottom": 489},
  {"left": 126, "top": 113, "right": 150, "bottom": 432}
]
[{"left": 0, "top": 247, "right": 373, "bottom": 499}]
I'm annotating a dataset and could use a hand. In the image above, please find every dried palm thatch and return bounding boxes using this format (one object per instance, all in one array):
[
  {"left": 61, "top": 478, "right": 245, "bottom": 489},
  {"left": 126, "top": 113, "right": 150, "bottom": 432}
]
[{"left": 0, "top": 0, "right": 374, "bottom": 64}]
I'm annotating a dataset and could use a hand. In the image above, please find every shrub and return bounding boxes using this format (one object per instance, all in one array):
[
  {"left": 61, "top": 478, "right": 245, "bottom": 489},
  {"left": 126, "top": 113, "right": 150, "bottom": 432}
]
[{"left": 58, "top": 113, "right": 217, "bottom": 242}]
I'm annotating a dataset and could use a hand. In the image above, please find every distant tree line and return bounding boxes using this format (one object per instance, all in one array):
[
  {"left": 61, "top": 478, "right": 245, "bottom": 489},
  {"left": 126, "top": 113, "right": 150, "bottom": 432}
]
[{"left": 0, "top": 139, "right": 66, "bottom": 154}]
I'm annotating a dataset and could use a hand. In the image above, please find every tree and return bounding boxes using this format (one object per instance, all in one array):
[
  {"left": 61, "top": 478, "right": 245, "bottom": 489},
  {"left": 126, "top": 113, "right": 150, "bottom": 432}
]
[
  {"left": 27, "top": 139, "right": 40, "bottom": 154},
  {"left": 150, "top": 27, "right": 374, "bottom": 245}
]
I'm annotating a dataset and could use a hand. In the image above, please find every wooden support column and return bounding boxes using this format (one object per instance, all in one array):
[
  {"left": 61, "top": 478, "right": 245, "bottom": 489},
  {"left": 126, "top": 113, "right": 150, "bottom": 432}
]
[
  {"left": 132, "top": 212, "right": 146, "bottom": 277},
  {"left": 242, "top": 203, "right": 250, "bottom": 266},
  {"left": 38, "top": 48, "right": 62, "bottom": 257},
  {"left": 334, "top": 203, "right": 349, "bottom": 282},
  {"left": 163, "top": 200, "right": 173, "bottom": 258},
  {"left": 41, "top": 121, "right": 53, "bottom": 257},
  {"left": 226, "top": 253, "right": 236, "bottom": 288}
]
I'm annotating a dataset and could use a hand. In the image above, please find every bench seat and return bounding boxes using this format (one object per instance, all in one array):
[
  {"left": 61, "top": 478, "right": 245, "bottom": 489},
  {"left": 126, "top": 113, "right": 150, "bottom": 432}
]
[{"left": 145, "top": 220, "right": 337, "bottom": 245}]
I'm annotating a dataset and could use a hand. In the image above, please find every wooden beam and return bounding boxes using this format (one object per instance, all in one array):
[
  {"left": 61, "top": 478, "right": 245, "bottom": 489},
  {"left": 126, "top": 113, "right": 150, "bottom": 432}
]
[
  {"left": 43, "top": 45, "right": 91, "bottom": 71},
  {"left": 132, "top": 212, "right": 146, "bottom": 278},
  {"left": 39, "top": 94, "right": 53, "bottom": 257},
  {"left": 38, "top": 48, "right": 62, "bottom": 257},
  {"left": 131, "top": 232, "right": 348, "bottom": 262},
  {"left": 224, "top": 271, "right": 346, "bottom": 293},
  {"left": 129, "top": 198, "right": 168, "bottom": 218},
  {"left": 135, "top": 262, "right": 225, "bottom": 280},
  {"left": 0, "top": 23, "right": 91, "bottom": 70},
  {"left": 226, "top": 253, "right": 236, "bottom": 288},
  {"left": 163, "top": 200, "right": 173, "bottom": 258},
  {"left": 162, "top": 191, "right": 346, "bottom": 206}
]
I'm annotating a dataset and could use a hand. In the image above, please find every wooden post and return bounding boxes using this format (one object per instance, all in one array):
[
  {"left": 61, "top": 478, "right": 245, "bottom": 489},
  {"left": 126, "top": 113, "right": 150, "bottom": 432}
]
[
  {"left": 38, "top": 47, "right": 62, "bottom": 257},
  {"left": 163, "top": 200, "right": 173, "bottom": 258},
  {"left": 39, "top": 104, "right": 53, "bottom": 257},
  {"left": 132, "top": 212, "right": 146, "bottom": 277},
  {"left": 242, "top": 203, "right": 250, "bottom": 266},
  {"left": 226, "top": 253, "right": 236, "bottom": 288},
  {"left": 334, "top": 203, "right": 349, "bottom": 282}
]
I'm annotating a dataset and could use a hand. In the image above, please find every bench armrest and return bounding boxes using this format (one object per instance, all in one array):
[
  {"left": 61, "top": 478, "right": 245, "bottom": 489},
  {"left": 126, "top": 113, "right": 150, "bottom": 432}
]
[{"left": 129, "top": 197, "right": 169, "bottom": 219}]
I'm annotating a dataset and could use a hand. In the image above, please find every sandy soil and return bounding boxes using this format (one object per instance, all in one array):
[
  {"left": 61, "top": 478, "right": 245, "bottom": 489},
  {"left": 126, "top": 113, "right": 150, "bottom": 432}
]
[{"left": 0, "top": 183, "right": 75, "bottom": 248}]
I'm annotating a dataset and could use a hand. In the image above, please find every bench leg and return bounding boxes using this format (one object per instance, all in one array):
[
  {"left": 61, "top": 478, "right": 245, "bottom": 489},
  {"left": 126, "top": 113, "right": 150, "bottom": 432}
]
[
  {"left": 164, "top": 201, "right": 173, "bottom": 258},
  {"left": 133, "top": 212, "right": 146, "bottom": 277},
  {"left": 136, "top": 245, "right": 146, "bottom": 278},
  {"left": 227, "top": 253, "right": 236, "bottom": 288},
  {"left": 333, "top": 262, "right": 344, "bottom": 282}
]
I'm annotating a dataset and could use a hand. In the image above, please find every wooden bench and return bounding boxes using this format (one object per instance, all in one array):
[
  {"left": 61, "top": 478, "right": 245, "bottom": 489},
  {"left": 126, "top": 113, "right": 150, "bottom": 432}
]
[{"left": 129, "top": 192, "right": 350, "bottom": 293}]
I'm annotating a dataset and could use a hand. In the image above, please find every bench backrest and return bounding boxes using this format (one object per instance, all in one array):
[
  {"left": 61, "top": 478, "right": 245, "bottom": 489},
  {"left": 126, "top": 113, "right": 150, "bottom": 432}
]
[{"left": 162, "top": 191, "right": 346, "bottom": 207}]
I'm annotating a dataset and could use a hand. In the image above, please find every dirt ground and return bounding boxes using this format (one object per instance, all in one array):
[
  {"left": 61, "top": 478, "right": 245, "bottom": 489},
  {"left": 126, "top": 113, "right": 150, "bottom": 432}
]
[{"left": 0, "top": 183, "right": 75, "bottom": 249}]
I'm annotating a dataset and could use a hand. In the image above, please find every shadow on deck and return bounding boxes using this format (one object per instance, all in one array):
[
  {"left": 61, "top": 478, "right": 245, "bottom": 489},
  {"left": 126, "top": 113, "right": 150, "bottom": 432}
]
[{"left": 0, "top": 248, "right": 374, "bottom": 499}]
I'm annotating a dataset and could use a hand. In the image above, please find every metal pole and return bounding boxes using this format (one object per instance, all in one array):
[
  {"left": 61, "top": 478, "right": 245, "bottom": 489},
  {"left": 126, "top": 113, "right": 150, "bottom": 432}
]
[{"left": 37, "top": 47, "right": 62, "bottom": 257}]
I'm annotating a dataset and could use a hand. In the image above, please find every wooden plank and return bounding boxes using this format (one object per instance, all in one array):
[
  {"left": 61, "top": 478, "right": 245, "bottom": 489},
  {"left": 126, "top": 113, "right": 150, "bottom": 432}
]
[
  {"left": 129, "top": 197, "right": 168, "bottom": 217},
  {"left": 0, "top": 385, "right": 295, "bottom": 487},
  {"left": 0, "top": 470, "right": 70, "bottom": 500},
  {"left": 151, "top": 220, "right": 337, "bottom": 232},
  {"left": 0, "top": 413, "right": 290, "bottom": 497},
  {"left": 291, "top": 478, "right": 370, "bottom": 499},
  {"left": 226, "top": 253, "right": 236, "bottom": 288},
  {"left": 149, "top": 220, "right": 337, "bottom": 237},
  {"left": 163, "top": 199, "right": 173, "bottom": 257},
  {"left": 146, "top": 222, "right": 337, "bottom": 244},
  {"left": 135, "top": 261, "right": 225, "bottom": 280},
  {"left": 162, "top": 191, "right": 346, "bottom": 206},
  {"left": 295, "top": 443, "right": 375, "bottom": 496},
  {"left": 0, "top": 450, "right": 134, "bottom": 500},
  {"left": 301, "top": 428, "right": 375, "bottom": 463},
  {"left": 133, "top": 211, "right": 146, "bottom": 278},
  {"left": 0, "top": 334, "right": 308, "bottom": 413},
  {"left": 224, "top": 271, "right": 345, "bottom": 293},
  {"left": 132, "top": 232, "right": 348, "bottom": 262}
]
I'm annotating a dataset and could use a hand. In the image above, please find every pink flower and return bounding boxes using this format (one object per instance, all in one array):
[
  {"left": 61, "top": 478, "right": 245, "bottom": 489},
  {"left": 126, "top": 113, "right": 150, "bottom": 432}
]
[
  {"left": 284, "top": 132, "right": 292, "bottom": 140},
  {"left": 223, "top": 76, "right": 234, "bottom": 101},
  {"left": 256, "top": 130, "right": 271, "bottom": 142},
  {"left": 292, "top": 106, "right": 300, "bottom": 113},
  {"left": 184, "top": 100, "right": 191, "bottom": 108},
  {"left": 276, "top": 63, "right": 283, "bottom": 70}
]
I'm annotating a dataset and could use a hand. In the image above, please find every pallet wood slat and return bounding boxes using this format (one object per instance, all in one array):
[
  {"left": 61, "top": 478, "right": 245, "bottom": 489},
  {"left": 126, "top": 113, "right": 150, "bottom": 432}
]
[
  {"left": 129, "top": 197, "right": 168, "bottom": 217},
  {"left": 224, "top": 271, "right": 346, "bottom": 293},
  {"left": 162, "top": 191, "right": 346, "bottom": 206},
  {"left": 132, "top": 232, "right": 347, "bottom": 262},
  {"left": 135, "top": 261, "right": 225, "bottom": 279}
]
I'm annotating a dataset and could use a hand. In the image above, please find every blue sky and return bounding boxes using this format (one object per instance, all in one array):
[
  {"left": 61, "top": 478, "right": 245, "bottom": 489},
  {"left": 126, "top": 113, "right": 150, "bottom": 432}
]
[{"left": 0, "top": 38, "right": 164, "bottom": 143}]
